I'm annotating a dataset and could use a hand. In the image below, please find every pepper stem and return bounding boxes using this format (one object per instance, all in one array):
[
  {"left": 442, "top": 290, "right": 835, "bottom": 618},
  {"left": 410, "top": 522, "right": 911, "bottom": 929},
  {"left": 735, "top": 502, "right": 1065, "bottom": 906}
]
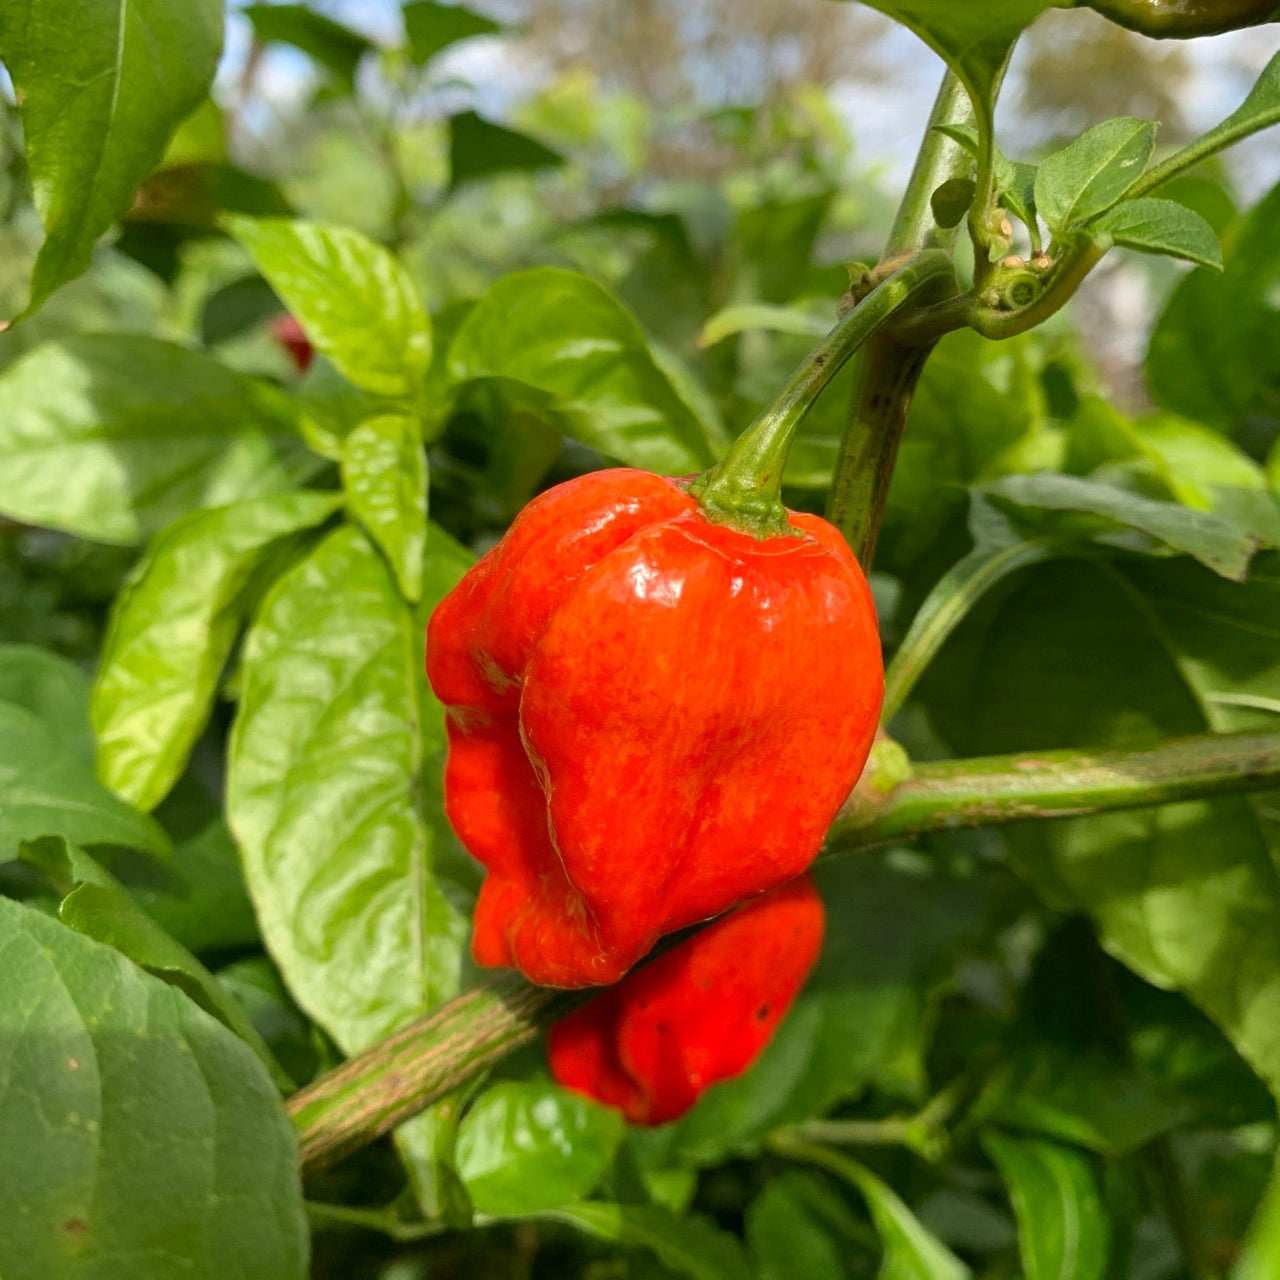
[{"left": 690, "top": 249, "right": 955, "bottom": 538}]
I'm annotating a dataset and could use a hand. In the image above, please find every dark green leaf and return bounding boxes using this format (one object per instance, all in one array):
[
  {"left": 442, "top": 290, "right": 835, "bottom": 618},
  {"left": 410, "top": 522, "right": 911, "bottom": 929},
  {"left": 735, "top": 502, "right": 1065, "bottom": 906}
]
[
  {"left": 224, "top": 216, "right": 432, "bottom": 397},
  {"left": 1035, "top": 118, "right": 1156, "bottom": 236},
  {"left": 403, "top": 0, "right": 504, "bottom": 66},
  {"left": 1146, "top": 181, "right": 1280, "bottom": 434},
  {"left": 448, "top": 111, "right": 564, "bottom": 188},
  {"left": 1235, "top": 1156, "right": 1280, "bottom": 1280},
  {"left": 227, "top": 524, "right": 472, "bottom": 1053},
  {"left": 455, "top": 1082, "right": 625, "bottom": 1216},
  {"left": 1093, "top": 197, "right": 1223, "bottom": 270},
  {"left": 340, "top": 414, "right": 428, "bottom": 602},
  {"left": 18, "top": 836, "right": 286, "bottom": 1087},
  {"left": 242, "top": 4, "right": 373, "bottom": 89},
  {"left": 982, "top": 1131, "right": 1110, "bottom": 1280},
  {"left": 0, "top": 0, "right": 223, "bottom": 313},
  {"left": 92, "top": 492, "right": 341, "bottom": 811},
  {"left": 0, "top": 335, "right": 305, "bottom": 544},
  {"left": 747, "top": 1171, "right": 869, "bottom": 1280},
  {"left": 0, "top": 896, "right": 307, "bottom": 1280},
  {"left": 931, "top": 178, "right": 977, "bottom": 230},
  {"left": 0, "top": 644, "right": 93, "bottom": 758},
  {"left": 537, "top": 1203, "right": 752, "bottom": 1280},
  {"left": 0, "top": 702, "right": 170, "bottom": 862},
  {"left": 448, "top": 267, "right": 719, "bottom": 473},
  {"left": 983, "top": 472, "right": 1260, "bottom": 580}
]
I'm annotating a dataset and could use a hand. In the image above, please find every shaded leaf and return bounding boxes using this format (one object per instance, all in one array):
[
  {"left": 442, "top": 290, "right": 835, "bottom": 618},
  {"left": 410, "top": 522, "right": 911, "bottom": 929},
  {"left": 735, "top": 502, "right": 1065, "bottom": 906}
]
[
  {"left": 982, "top": 1131, "right": 1110, "bottom": 1280},
  {"left": 0, "top": 644, "right": 93, "bottom": 758},
  {"left": 242, "top": 4, "right": 373, "bottom": 89},
  {"left": 403, "top": 0, "right": 504, "bottom": 66},
  {"left": 0, "top": 896, "right": 307, "bottom": 1280},
  {"left": 93, "top": 492, "right": 341, "bottom": 811},
  {"left": 449, "top": 111, "right": 564, "bottom": 188}
]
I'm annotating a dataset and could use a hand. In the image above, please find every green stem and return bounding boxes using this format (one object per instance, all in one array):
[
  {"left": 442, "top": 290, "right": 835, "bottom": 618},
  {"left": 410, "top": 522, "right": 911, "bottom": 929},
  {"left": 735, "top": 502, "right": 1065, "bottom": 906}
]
[
  {"left": 692, "top": 250, "right": 954, "bottom": 538},
  {"left": 289, "top": 729, "right": 1280, "bottom": 1176},
  {"left": 306, "top": 1200, "right": 443, "bottom": 1242},
  {"left": 826, "top": 71, "right": 975, "bottom": 566}
]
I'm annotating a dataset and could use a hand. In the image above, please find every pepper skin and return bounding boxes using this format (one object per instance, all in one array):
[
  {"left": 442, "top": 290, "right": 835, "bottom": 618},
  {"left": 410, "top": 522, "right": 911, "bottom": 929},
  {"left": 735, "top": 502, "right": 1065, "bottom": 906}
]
[
  {"left": 270, "top": 314, "right": 314, "bottom": 372},
  {"left": 547, "top": 875, "right": 825, "bottom": 1125},
  {"left": 426, "top": 468, "right": 881, "bottom": 987}
]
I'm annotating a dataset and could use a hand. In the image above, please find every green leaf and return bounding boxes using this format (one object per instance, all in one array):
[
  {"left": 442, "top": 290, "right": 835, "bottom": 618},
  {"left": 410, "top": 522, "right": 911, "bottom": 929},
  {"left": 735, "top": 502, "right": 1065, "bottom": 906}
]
[
  {"left": 923, "top": 553, "right": 1280, "bottom": 1097},
  {"left": 931, "top": 177, "right": 977, "bottom": 230},
  {"left": 18, "top": 836, "right": 287, "bottom": 1088},
  {"left": 0, "top": 0, "right": 223, "bottom": 314},
  {"left": 696, "top": 303, "right": 830, "bottom": 350},
  {"left": 1034, "top": 118, "right": 1157, "bottom": 237},
  {"left": 983, "top": 472, "right": 1261, "bottom": 580},
  {"left": 982, "top": 1131, "right": 1110, "bottom": 1280},
  {"left": 1146, "top": 181, "right": 1280, "bottom": 434},
  {"left": 403, "top": 0, "right": 504, "bottom": 66},
  {"left": 839, "top": 1, "right": 1056, "bottom": 115},
  {"left": 0, "top": 702, "right": 170, "bottom": 862},
  {"left": 93, "top": 492, "right": 341, "bottom": 812},
  {"left": 448, "top": 111, "right": 565, "bottom": 188},
  {"left": 821, "top": 1151, "right": 971, "bottom": 1280},
  {"left": 224, "top": 216, "right": 432, "bottom": 397},
  {"left": 747, "top": 1171, "right": 869, "bottom": 1280},
  {"left": 227, "top": 523, "right": 472, "bottom": 1053},
  {"left": 455, "top": 1082, "right": 625, "bottom": 1216},
  {"left": 340, "top": 414, "right": 428, "bottom": 602},
  {"left": 1235, "top": 1156, "right": 1280, "bottom": 1280},
  {"left": 1093, "top": 197, "right": 1223, "bottom": 270},
  {"left": 448, "top": 267, "right": 719, "bottom": 473},
  {"left": 995, "top": 153, "right": 1039, "bottom": 238},
  {"left": 0, "top": 644, "right": 93, "bottom": 758},
  {"left": 0, "top": 896, "right": 307, "bottom": 1280},
  {"left": 536, "top": 1203, "right": 752, "bottom": 1280},
  {"left": 242, "top": 4, "right": 373, "bottom": 89},
  {"left": 0, "top": 335, "right": 306, "bottom": 544}
]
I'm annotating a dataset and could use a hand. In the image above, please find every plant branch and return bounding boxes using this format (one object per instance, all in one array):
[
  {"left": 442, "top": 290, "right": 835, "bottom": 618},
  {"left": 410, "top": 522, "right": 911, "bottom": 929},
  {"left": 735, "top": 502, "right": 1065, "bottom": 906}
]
[{"left": 289, "top": 729, "right": 1280, "bottom": 1175}]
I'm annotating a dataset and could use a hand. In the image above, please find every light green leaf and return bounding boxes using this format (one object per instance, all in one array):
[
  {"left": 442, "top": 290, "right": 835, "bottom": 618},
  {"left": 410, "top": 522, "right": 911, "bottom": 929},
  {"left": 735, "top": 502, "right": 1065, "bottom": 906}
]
[
  {"left": 1035, "top": 118, "right": 1157, "bottom": 236},
  {"left": 448, "top": 111, "right": 565, "bottom": 188},
  {"left": 0, "top": 0, "right": 223, "bottom": 314},
  {"left": 982, "top": 1131, "right": 1110, "bottom": 1280},
  {"left": 403, "top": 0, "right": 504, "bottom": 66},
  {"left": 535, "top": 1203, "right": 752, "bottom": 1280},
  {"left": 93, "top": 492, "right": 341, "bottom": 812},
  {"left": 0, "top": 702, "right": 170, "bottom": 862},
  {"left": 0, "top": 335, "right": 306, "bottom": 544},
  {"left": 18, "top": 836, "right": 287, "bottom": 1088},
  {"left": 224, "top": 216, "right": 432, "bottom": 397},
  {"left": 0, "top": 896, "right": 307, "bottom": 1280},
  {"left": 448, "top": 267, "right": 718, "bottom": 473},
  {"left": 696, "top": 302, "right": 830, "bottom": 349},
  {"left": 1093, "top": 197, "right": 1223, "bottom": 270},
  {"left": 227, "top": 523, "right": 472, "bottom": 1053},
  {"left": 242, "top": 4, "right": 373, "bottom": 89},
  {"left": 455, "top": 1082, "right": 625, "bottom": 1216},
  {"left": 340, "top": 414, "right": 428, "bottom": 602}
]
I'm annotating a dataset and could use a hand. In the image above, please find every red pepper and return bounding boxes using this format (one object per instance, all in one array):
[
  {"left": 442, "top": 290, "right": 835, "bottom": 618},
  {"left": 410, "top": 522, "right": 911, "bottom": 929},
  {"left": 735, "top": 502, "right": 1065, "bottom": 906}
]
[
  {"left": 426, "top": 468, "right": 881, "bottom": 987},
  {"left": 270, "top": 313, "right": 314, "bottom": 372},
  {"left": 548, "top": 874, "right": 825, "bottom": 1124}
]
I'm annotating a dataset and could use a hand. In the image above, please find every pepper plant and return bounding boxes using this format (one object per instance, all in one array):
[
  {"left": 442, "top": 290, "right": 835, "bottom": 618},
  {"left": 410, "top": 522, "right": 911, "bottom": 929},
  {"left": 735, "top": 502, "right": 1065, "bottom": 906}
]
[{"left": 2, "top": 1, "right": 1280, "bottom": 1277}]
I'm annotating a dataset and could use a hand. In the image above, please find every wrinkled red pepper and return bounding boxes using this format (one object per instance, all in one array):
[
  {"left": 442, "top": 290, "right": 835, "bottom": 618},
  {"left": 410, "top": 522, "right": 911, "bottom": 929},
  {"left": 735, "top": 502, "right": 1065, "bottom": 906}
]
[
  {"left": 426, "top": 468, "right": 881, "bottom": 987},
  {"left": 548, "top": 874, "right": 825, "bottom": 1124}
]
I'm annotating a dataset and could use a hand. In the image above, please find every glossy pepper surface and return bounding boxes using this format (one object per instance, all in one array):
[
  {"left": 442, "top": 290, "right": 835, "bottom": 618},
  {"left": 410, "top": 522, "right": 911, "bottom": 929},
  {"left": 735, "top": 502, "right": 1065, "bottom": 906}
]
[
  {"left": 548, "top": 875, "right": 825, "bottom": 1124},
  {"left": 425, "top": 468, "right": 881, "bottom": 987}
]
